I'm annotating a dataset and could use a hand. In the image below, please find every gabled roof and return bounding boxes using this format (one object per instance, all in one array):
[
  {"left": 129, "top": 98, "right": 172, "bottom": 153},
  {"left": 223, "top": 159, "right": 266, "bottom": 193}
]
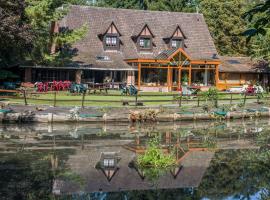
[
  {"left": 59, "top": 6, "right": 218, "bottom": 70},
  {"left": 132, "top": 23, "right": 155, "bottom": 37},
  {"left": 155, "top": 48, "right": 191, "bottom": 61},
  {"left": 164, "top": 24, "right": 187, "bottom": 39}
]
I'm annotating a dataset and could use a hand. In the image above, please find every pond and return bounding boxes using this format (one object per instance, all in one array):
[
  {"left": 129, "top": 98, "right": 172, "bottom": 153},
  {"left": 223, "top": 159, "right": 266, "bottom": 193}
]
[{"left": 0, "top": 119, "right": 269, "bottom": 200}]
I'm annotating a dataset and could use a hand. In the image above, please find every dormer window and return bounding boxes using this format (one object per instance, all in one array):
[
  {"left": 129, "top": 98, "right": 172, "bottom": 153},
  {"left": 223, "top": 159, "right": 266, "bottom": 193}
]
[
  {"left": 139, "top": 36, "right": 152, "bottom": 49},
  {"left": 171, "top": 38, "right": 183, "bottom": 48},
  {"left": 164, "top": 25, "right": 186, "bottom": 49},
  {"left": 104, "top": 34, "right": 119, "bottom": 49},
  {"left": 133, "top": 24, "right": 154, "bottom": 52},
  {"left": 101, "top": 22, "right": 121, "bottom": 51}
]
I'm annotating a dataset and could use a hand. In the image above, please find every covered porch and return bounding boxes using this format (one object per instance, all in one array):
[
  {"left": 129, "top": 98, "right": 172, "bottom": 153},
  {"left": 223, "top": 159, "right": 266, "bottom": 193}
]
[{"left": 126, "top": 48, "right": 220, "bottom": 92}]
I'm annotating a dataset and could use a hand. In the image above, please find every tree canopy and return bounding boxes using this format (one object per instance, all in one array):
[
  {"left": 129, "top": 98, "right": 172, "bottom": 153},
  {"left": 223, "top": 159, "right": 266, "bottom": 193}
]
[
  {"left": 0, "top": 0, "right": 33, "bottom": 68},
  {"left": 25, "top": 0, "right": 88, "bottom": 66}
]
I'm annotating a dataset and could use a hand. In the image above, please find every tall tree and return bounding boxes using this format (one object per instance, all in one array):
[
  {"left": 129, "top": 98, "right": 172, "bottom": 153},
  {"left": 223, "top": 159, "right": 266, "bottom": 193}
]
[
  {"left": 243, "top": 0, "right": 270, "bottom": 61},
  {"left": 25, "top": 0, "right": 88, "bottom": 66},
  {"left": 99, "top": 0, "right": 196, "bottom": 12},
  {"left": 0, "top": 0, "right": 33, "bottom": 68},
  {"left": 243, "top": 0, "right": 270, "bottom": 37},
  {"left": 199, "top": 0, "right": 249, "bottom": 56}
]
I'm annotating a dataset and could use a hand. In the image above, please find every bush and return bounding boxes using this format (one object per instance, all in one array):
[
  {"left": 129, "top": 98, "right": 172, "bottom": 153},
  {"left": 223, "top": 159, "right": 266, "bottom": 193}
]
[{"left": 200, "top": 87, "right": 219, "bottom": 108}]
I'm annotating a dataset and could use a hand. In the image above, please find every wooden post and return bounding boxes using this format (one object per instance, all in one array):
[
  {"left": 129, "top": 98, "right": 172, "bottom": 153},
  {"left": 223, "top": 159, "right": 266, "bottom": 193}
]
[
  {"left": 243, "top": 93, "right": 247, "bottom": 106},
  {"left": 167, "top": 66, "right": 172, "bottom": 92},
  {"left": 135, "top": 94, "right": 138, "bottom": 106},
  {"left": 197, "top": 96, "right": 200, "bottom": 107},
  {"left": 53, "top": 91, "right": 57, "bottom": 107},
  {"left": 23, "top": 90, "right": 28, "bottom": 106},
  {"left": 257, "top": 93, "right": 260, "bottom": 104},
  {"left": 82, "top": 91, "right": 86, "bottom": 108},
  {"left": 178, "top": 68, "right": 181, "bottom": 90},
  {"left": 188, "top": 64, "right": 192, "bottom": 86},
  {"left": 230, "top": 93, "right": 233, "bottom": 105},
  {"left": 179, "top": 93, "right": 182, "bottom": 107},
  {"left": 138, "top": 63, "right": 141, "bottom": 90},
  {"left": 215, "top": 65, "right": 219, "bottom": 88}
]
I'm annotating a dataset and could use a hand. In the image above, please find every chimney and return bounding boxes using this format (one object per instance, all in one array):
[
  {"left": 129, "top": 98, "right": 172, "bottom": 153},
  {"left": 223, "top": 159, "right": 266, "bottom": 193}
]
[{"left": 50, "top": 21, "right": 59, "bottom": 54}]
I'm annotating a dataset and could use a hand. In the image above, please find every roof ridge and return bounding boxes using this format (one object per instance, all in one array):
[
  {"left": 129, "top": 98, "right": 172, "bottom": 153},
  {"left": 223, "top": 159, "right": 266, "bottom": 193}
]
[{"left": 70, "top": 5, "right": 203, "bottom": 15}]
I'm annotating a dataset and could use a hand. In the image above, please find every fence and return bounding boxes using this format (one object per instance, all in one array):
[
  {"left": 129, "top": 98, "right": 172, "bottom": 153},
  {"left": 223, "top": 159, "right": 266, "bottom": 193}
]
[{"left": 0, "top": 89, "right": 269, "bottom": 108}]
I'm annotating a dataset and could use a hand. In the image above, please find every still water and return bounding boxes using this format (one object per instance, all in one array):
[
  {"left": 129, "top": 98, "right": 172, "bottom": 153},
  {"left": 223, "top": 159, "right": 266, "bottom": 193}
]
[{"left": 0, "top": 119, "right": 269, "bottom": 200}]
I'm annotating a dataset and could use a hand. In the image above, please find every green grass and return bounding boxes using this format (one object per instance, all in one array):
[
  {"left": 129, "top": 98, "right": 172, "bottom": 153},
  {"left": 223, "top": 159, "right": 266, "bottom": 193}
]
[{"left": 3, "top": 90, "right": 269, "bottom": 107}]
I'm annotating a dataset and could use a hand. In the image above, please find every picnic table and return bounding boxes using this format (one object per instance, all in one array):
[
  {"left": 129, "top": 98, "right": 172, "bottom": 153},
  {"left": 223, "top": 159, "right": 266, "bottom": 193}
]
[{"left": 87, "top": 82, "right": 110, "bottom": 94}]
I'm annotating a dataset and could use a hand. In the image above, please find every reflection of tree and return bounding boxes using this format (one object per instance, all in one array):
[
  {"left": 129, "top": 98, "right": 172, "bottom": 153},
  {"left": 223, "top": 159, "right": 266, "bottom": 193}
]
[
  {"left": 198, "top": 149, "right": 270, "bottom": 199},
  {"left": 0, "top": 149, "right": 75, "bottom": 200}
]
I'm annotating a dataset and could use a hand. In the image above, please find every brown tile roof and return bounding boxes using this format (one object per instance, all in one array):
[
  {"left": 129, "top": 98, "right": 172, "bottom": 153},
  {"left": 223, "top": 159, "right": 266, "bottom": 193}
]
[
  {"left": 59, "top": 6, "right": 218, "bottom": 70},
  {"left": 220, "top": 56, "right": 270, "bottom": 73}
]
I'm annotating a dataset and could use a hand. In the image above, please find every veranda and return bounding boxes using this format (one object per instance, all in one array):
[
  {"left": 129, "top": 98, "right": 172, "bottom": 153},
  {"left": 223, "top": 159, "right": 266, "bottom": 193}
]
[{"left": 126, "top": 48, "right": 221, "bottom": 92}]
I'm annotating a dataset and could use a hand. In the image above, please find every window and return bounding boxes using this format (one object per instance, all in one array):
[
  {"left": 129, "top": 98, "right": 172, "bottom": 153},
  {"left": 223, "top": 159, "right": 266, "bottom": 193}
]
[
  {"left": 138, "top": 37, "right": 151, "bottom": 49},
  {"left": 104, "top": 34, "right": 119, "bottom": 50},
  {"left": 105, "top": 36, "right": 117, "bottom": 47},
  {"left": 103, "top": 158, "right": 115, "bottom": 167},
  {"left": 171, "top": 38, "right": 182, "bottom": 48}
]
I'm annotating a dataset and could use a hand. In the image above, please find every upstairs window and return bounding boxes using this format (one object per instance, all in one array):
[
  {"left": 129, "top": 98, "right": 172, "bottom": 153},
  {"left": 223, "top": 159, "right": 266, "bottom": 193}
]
[
  {"left": 105, "top": 35, "right": 117, "bottom": 47},
  {"left": 139, "top": 37, "right": 151, "bottom": 49},
  {"left": 171, "top": 38, "right": 183, "bottom": 48},
  {"left": 104, "top": 33, "right": 119, "bottom": 50}
]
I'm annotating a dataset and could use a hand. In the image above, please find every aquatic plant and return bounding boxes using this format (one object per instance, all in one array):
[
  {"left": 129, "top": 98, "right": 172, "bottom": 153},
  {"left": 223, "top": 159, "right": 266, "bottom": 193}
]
[
  {"left": 134, "top": 138, "right": 176, "bottom": 182},
  {"left": 137, "top": 138, "right": 175, "bottom": 168}
]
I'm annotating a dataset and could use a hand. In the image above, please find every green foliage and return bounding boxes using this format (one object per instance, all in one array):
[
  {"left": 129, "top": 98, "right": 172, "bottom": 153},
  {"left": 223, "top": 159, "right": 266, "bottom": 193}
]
[
  {"left": 137, "top": 138, "right": 175, "bottom": 168},
  {"left": 25, "top": 0, "right": 88, "bottom": 66},
  {"left": 43, "top": 24, "right": 88, "bottom": 66},
  {"left": 243, "top": 0, "right": 270, "bottom": 37},
  {"left": 136, "top": 137, "right": 176, "bottom": 181},
  {"left": 200, "top": 87, "right": 219, "bottom": 107},
  {"left": 181, "top": 73, "right": 189, "bottom": 84},
  {"left": 0, "top": 0, "right": 33, "bottom": 67},
  {"left": 99, "top": 0, "right": 197, "bottom": 12},
  {"left": 250, "top": 30, "right": 270, "bottom": 61},
  {"left": 199, "top": 0, "right": 249, "bottom": 55},
  {"left": 0, "top": 70, "right": 19, "bottom": 80}
]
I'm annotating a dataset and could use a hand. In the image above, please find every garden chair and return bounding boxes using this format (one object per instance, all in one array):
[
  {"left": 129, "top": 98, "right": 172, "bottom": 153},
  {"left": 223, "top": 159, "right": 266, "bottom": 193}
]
[
  {"left": 128, "top": 85, "right": 138, "bottom": 96},
  {"left": 119, "top": 83, "right": 128, "bottom": 95}
]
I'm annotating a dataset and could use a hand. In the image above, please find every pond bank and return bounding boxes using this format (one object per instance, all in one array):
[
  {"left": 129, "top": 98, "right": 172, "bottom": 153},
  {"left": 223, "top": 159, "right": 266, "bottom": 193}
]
[{"left": 1, "top": 104, "right": 270, "bottom": 123}]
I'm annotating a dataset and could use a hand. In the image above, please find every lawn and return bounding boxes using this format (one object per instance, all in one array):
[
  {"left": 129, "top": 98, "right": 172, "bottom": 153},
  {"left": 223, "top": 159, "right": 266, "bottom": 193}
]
[{"left": 3, "top": 90, "right": 269, "bottom": 107}]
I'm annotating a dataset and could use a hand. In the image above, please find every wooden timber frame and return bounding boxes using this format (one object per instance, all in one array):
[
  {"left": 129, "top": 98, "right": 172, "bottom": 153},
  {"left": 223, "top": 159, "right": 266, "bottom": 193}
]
[{"left": 125, "top": 48, "right": 221, "bottom": 91}]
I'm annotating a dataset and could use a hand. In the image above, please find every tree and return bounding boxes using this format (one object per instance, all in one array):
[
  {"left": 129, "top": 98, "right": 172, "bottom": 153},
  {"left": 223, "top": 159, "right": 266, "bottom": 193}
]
[
  {"left": 25, "top": 0, "right": 88, "bottom": 67},
  {"left": 243, "top": 0, "right": 270, "bottom": 37},
  {"left": 99, "top": 0, "right": 197, "bottom": 12},
  {"left": 0, "top": 0, "right": 33, "bottom": 68},
  {"left": 199, "top": 0, "right": 249, "bottom": 56},
  {"left": 250, "top": 31, "right": 270, "bottom": 61},
  {"left": 243, "top": 0, "right": 270, "bottom": 61}
]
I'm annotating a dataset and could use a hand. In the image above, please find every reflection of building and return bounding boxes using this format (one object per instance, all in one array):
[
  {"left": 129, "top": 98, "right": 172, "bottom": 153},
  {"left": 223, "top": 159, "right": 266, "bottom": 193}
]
[
  {"left": 53, "top": 139, "right": 214, "bottom": 194},
  {"left": 21, "top": 6, "right": 269, "bottom": 91}
]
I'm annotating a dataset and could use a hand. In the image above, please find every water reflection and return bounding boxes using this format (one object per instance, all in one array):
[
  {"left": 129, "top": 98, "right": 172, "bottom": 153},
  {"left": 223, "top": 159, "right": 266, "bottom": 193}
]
[{"left": 0, "top": 119, "right": 269, "bottom": 199}]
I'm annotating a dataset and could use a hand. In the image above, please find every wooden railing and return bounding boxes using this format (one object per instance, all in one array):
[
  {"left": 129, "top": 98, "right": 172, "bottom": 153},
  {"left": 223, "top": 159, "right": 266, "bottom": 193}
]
[{"left": 0, "top": 89, "right": 269, "bottom": 108}]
